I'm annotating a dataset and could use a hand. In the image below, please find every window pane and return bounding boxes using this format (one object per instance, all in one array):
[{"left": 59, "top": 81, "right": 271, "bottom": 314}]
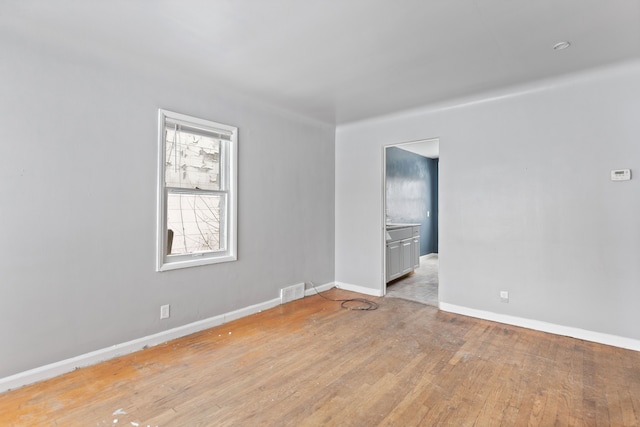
[
  {"left": 167, "top": 193, "right": 226, "bottom": 255},
  {"left": 165, "top": 128, "right": 221, "bottom": 191}
]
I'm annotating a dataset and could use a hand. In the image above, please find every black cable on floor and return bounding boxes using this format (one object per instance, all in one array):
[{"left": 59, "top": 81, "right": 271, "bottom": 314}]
[{"left": 307, "top": 281, "right": 379, "bottom": 311}]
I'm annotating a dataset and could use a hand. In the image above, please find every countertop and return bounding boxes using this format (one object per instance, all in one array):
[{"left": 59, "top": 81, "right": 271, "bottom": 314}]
[{"left": 386, "top": 223, "right": 421, "bottom": 230}]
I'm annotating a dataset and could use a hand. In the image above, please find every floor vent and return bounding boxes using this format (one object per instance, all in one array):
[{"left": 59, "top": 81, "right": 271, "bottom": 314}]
[{"left": 280, "top": 283, "right": 305, "bottom": 304}]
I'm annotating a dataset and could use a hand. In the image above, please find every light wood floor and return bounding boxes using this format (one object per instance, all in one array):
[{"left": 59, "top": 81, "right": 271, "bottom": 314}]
[{"left": 1, "top": 289, "right": 639, "bottom": 426}]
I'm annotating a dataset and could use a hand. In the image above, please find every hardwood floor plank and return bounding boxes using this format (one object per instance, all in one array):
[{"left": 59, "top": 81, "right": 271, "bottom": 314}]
[{"left": 1, "top": 290, "right": 639, "bottom": 426}]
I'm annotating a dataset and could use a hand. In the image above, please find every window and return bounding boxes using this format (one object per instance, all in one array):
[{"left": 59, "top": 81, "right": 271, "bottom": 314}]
[{"left": 157, "top": 109, "right": 237, "bottom": 271}]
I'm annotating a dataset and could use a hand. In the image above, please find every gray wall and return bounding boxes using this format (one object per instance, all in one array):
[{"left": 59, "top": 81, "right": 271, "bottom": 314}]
[
  {"left": 0, "top": 34, "right": 335, "bottom": 378},
  {"left": 336, "top": 61, "right": 640, "bottom": 341},
  {"left": 385, "top": 147, "right": 438, "bottom": 255}
]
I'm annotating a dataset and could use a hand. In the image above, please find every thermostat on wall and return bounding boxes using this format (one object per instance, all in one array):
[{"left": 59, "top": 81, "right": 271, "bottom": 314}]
[{"left": 610, "top": 169, "right": 631, "bottom": 181}]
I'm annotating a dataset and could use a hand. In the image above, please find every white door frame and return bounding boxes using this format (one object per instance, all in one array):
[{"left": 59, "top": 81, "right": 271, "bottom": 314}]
[{"left": 381, "top": 137, "right": 440, "bottom": 296}]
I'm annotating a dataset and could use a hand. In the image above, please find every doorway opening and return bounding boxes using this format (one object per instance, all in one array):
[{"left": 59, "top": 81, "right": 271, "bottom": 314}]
[{"left": 383, "top": 138, "right": 439, "bottom": 306}]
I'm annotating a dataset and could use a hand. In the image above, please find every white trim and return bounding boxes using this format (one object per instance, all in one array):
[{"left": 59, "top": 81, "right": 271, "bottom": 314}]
[
  {"left": 158, "top": 253, "right": 237, "bottom": 271},
  {"left": 439, "top": 302, "right": 640, "bottom": 352},
  {"left": 304, "top": 281, "right": 335, "bottom": 297},
  {"left": 335, "top": 281, "right": 385, "bottom": 297},
  {"left": 381, "top": 138, "right": 440, "bottom": 297},
  {"left": 382, "top": 144, "right": 388, "bottom": 296},
  {"left": 0, "top": 296, "right": 281, "bottom": 393}
]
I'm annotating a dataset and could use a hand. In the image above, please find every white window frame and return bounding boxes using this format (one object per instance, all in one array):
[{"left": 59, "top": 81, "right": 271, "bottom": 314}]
[{"left": 156, "top": 109, "right": 238, "bottom": 271}]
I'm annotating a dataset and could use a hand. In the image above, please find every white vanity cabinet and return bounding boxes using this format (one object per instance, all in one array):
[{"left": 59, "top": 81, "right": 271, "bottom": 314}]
[{"left": 386, "top": 224, "right": 420, "bottom": 282}]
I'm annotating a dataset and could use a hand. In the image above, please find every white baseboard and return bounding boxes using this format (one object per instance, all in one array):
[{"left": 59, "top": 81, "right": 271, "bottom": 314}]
[
  {"left": 304, "top": 281, "right": 335, "bottom": 296},
  {"left": 439, "top": 302, "right": 640, "bottom": 352},
  {"left": 223, "top": 297, "right": 281, "bottom": 323},
  {"left": 335, "top": 281, "right": 384, "bottom": 297},
  {"left": 0, "top": 296, "right": 282, "bottom": 393}
]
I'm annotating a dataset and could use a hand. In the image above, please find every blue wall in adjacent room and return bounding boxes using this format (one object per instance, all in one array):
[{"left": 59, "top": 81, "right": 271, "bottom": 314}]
[{"left": 385, "top": 147, "right": 438, "bottom": 255}]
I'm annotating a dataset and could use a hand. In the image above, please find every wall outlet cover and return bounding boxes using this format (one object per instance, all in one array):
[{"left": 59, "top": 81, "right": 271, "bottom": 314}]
[{"left": 160, "top": 304, "right": 170, "bottom": 319}]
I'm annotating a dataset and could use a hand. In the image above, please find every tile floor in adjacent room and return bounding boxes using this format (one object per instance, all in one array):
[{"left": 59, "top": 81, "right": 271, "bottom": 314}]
[{"left": 385, "top": 253, "right": 438, "bottom": 306}]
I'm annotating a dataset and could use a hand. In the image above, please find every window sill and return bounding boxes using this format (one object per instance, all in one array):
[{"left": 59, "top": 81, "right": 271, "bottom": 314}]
[{"left": 157, "top": 254, "right": 237, "bottom": 272}]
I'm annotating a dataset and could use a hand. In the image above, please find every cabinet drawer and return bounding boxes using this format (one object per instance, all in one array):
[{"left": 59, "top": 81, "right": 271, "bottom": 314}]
[{"left": 387, "top": 227, "right": 412, "bottom": 241}]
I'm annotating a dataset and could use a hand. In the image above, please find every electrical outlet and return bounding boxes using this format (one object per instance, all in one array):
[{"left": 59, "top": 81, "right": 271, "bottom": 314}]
[
  {"left": 160, "top": 304, "right": 170, "bottom": 319},
  {"left": 500, "top": 291, "right": 509, "bottom": 303}
]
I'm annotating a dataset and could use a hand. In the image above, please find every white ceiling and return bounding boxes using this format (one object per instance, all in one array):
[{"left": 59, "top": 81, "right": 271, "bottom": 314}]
[{"left": 3, "top": 1, "right": 640, "bottom": 125}]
